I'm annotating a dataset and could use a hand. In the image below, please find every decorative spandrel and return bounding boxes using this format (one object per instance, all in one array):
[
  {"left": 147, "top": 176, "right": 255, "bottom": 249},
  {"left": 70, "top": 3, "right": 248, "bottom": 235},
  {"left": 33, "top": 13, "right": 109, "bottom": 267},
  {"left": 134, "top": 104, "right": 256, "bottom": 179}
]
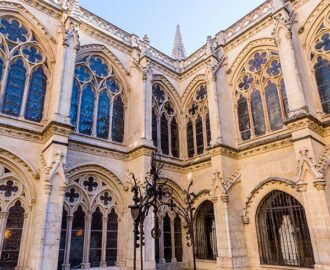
[
  {"left": 234, "top": 49, "right": 287, "bottom": 141},
  {"left": 0, "top": 16, "right": 48, "bottom": 122},
  {"left": 70, "top": 54, "right": 126, "bottom": 142}
]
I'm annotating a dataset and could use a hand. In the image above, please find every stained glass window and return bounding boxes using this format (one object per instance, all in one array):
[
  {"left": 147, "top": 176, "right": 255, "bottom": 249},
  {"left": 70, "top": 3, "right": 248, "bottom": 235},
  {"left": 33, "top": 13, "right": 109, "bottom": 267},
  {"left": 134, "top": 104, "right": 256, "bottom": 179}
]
[
  {"left": 152, "top": 83, "right": 179, "bottom": 157},
  {"left": 0, "top": 201, "right": 25, "bottom": 269},
  {"left": 2, "top": 59, "right": 26, "bottom": 117},
  {"left": 238, "top": 96, "right": 251, "bottom": 141},
  {"left": 206, "top": 113, "right": 211, "bottom": 146},
  {"left": 106, "top": 209, "right": 118, "bottom": 266},
  {"left": 187, "top": 120, "right": 194, "bottom": 158},
  {"left": 78, "top": 84, "right": 95, "bottom": 135},
  {"left": 235, "top": 50, "right": 287, "bottom": 140},
  {"left": 97, "top": 91, "right": 110, "bottom": 139},
  {"left": 161, "top": 114, "right": 169, "bottom": 155},
  {"left": 70, "top": 79, "right": 79, "bottom": 126},
  {"left": 25, "top": 67, "right": 47, "bottom": 122},
  {"left": 196, "top": 116, "right": 204, "bottom": 155},
  {"left": 171, "top": 118, "right": 179, "bottom": 158},
  {"left": 265, "top": 82, "right": 283, "bottom": 131},
  {"left": 90, "top": 208, "right": 103, "bottom": 267},
  {"left": 69, "top": 206, "right": 85, "bottom": 268},
  {"left": 152, "top": 109, "right": 158, "bottom": 147},
  {"left": 57, "top": 209, "right": 68, "bottom": 270},
  {"left": 174, "top": 216, "right": 183, "bottom": 262},
  {"left": 71, "top": 54, "right": 125, "bottom": 142},
  {"left": 250, "top": 90, "right": 266, "bottom": 136},
  {"left": 112, "top": 96, "right": 124, "bottom": 143},
  {"left": 0, "top": 17, "right": 48, "bottom": 122},
  {"left": 314, "top": 57, "right": 330, "bottom": 113},
  {"left": 163, "top": 214, "right": 172, "bottom": 263}
]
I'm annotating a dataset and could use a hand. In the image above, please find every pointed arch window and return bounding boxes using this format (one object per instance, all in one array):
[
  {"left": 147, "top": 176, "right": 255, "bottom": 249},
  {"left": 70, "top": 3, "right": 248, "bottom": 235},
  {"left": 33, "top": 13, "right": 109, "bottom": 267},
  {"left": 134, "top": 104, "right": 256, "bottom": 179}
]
[
  {"left": 163, "top": 214, "right": 172, "bottom": 263},
  {"left": 69, "top": 206, "right": 85, "bottom": 268},
  {"left": 256, "top": 190, "right": 314, "bottom": 267},
  {"left": 70, "top": 54, "right": 126, "bottom": 142},
  {"left": 90, "top": 207, "right": 103, "bottom": 267},
  {"left": 106, "top": 209, "right": 118, "bottom": 266},
  {"left": 152, "top": 83, "right": 180, "bottom": 157},
  {"left": 185, "top": 84, "right": 210, "bottom": 157},
  {"left": 0, "top": 17, "right": 48, "bottom": 122},
  {"left": 57, "top": 209, "right": 67, "bottom": 270},
  {"left": 235, "top": 50, "right": 288, "bottom": 141},
  {"left": 174, "top": 215, "right": 183, "bottom": 262},
  {"left": 309, "top": 15, "right": 330, "bottom": 114},
  {"left": 0, "top": 201, "right": 25, "bottom": 268}
]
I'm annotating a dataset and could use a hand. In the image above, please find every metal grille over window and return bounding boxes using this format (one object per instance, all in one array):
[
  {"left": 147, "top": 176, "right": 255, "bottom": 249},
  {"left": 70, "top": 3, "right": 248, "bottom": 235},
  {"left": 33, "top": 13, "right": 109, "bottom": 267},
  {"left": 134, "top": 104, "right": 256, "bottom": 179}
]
[
  {"left": 195, "top": 201, "right": 217, "bottom": 260},
  {"left": 234, "top": 50, "right": 288, "bottom": 141},
  {"left": 186, "top": 84, "right": 210, "bottom": 157},
  {"left": 163, "top": 214, "right": 172, "bottom": 263},
  {"left": 256, "top": 190, "right": 314, "bottom": 267},
  {"left": 0, "top": 17, "right": 48, "bottom": 122},
  {"left": 152, "top": 83, "right": 180, "bottom": 157},
  {"left": 70, "top": 54, "right": 126, "bottom": 142}
]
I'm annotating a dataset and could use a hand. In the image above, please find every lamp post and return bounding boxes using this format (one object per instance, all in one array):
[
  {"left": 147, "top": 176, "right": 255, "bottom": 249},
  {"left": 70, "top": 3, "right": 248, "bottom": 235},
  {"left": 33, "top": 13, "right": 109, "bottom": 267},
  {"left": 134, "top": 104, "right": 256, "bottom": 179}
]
[{"left": 128, "top": 153, "right": 175, "bottom": 270}]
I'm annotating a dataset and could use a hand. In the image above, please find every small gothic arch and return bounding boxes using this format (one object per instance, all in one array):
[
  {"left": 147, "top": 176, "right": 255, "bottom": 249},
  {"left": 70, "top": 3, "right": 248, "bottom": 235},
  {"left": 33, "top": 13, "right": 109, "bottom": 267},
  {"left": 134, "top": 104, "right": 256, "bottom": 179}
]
[
  {"left": 152, "top": 74, "right": 181, "bottom": 108},
  {"left": 181, "top": 74, "right": 206, "bottom": 108}
]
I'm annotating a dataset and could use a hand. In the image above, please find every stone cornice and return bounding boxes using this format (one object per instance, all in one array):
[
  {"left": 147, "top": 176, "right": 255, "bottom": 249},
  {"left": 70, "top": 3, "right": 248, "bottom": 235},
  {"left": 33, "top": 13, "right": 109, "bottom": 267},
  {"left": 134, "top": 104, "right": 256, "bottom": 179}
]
[
  {"left": 20, "top": 0, "right": 62, "bottom": 19},
  {"left": 286, "top": 114, "right": 325, "bottom": 136}
]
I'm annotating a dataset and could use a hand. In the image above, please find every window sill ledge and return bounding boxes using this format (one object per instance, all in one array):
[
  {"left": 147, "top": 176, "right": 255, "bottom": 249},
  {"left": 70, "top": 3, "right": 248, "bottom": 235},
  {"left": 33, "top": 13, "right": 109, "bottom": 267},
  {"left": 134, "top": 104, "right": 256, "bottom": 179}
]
[{"left": 260, "top": 264, "right": 314, "bottom": 270}]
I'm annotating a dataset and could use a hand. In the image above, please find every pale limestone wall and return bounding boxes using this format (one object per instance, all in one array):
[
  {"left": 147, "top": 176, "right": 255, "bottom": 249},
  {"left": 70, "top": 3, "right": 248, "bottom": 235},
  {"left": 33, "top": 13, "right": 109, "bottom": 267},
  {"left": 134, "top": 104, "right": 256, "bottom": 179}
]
[{"left": 0, "top": 0, "right": 329, "bottom": 270}]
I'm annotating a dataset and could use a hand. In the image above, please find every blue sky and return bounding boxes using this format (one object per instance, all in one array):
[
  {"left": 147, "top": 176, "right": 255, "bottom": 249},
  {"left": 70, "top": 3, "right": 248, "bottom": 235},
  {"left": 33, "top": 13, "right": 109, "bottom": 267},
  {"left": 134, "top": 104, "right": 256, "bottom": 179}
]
[{"left": 80, "top": 0, "right": 265, "bottom": 56}]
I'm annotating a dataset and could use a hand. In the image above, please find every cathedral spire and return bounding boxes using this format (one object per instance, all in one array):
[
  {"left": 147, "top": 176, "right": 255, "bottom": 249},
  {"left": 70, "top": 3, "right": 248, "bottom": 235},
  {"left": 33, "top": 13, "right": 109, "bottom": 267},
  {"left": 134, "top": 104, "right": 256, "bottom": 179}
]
[{"left": 172, "top": 25, "right": 186, "bottom": 61}]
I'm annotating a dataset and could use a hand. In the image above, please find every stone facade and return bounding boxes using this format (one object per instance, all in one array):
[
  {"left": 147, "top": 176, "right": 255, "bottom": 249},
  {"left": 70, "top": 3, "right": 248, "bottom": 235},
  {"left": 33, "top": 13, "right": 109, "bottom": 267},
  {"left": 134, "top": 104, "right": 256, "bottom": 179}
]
[{"left": 0, "top": 0, "right": 329, "bottom": 270}]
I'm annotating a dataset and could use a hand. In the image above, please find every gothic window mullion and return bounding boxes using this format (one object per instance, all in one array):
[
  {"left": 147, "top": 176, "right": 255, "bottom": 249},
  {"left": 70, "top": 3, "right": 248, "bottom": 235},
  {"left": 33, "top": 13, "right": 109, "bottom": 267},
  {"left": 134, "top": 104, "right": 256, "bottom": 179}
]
[
  {"left": 109, "top": 96, "right": 114, "bottom": 141},
  {"left": 82, "top": 213, "right": 92, "bottom": 266},
  {"left": 168, "top": 118, "right": 172, "bottom": 157},
  {"left": 92, "top": 93, "right": 99, "bottom": 137},
  {"left": 18, "top": 68, "right": 31, "bottom": 119},
  {"left": 202, "top": 114, "right": 208, "bottom": 154},
  {"left": 192, "top": 119, "right": 197, "bottom": 157},
  {"left": 100, "top": 217, "right": 108, "bottom": 267},
  {"left": 63, "top": 215, "right": 73, "bottom": 267},
  {"left": 260, "top": 90, "right": 271, "bottom": 133},
  {"left": 246, "top": 98, "right": 255, "bottom": 139},
  {"left": 75, "top": 85, "right": 83, "bottom": 132},
  {"left": 157, "top": 114, "right": 161, "bottom": 153},
  {"left": 16, "top": 211, "right": 29, "bottom": 268},
  {"left": 0, "top": 212, "right": 9, "bottom": 258},
  {"left": 0, "top": 59, "right": 9, "bottom": 109}
]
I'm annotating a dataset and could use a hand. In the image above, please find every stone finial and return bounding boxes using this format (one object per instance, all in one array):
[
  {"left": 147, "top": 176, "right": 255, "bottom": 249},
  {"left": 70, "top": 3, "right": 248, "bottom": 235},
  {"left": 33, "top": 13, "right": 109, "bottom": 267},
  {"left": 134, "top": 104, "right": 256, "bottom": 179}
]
[
  {"left": 172, "top": 25, "right": 186, "bottom": 61},
  {"left": 63, "top": 0, "right": 81, "bottom": 19},
  {"left": 206, "top": 36, "right": 215, "bottom": 57}
]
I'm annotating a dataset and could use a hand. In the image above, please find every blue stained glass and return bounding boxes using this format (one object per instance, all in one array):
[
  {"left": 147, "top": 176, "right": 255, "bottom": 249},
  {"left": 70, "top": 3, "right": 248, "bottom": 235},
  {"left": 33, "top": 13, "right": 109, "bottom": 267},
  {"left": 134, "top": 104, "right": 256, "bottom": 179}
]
[
  {"left": 152, "top": 109, "right": 158, "bottom": 147},
  {"left": 70, "top": 79, "right": 79, "bottom": 126},
  {"left": 96, "top": 91, "right": 110, "bottom": 139},
  {"left": 265, "top": 81, "right": 283, "bottom": 131},
  {"left": 161, "top": 114, "right": 169, "bottom": 155},
  {"left": 89, "top": 56, "right": 109, "bottom": 77},
  {"left": 266, "top": 60, "right": 281, "bottom": 77},
  {"left": 237, "top": 96, "right": 251, "bottom": 141},
  {"left": 315, "top": 33, "right": 330, "bottom": 52},
  {"left": 79, "top": 84, "right": 95, "bottom": 135},
  {"left": 105, "top": 79, "right": 120, "bottom": 94},
  {"left": 0, "top": 18, "right": 28, "bottom": 43},
  {"left": 239, "top": 75, "right": 253, "bottom": 90},
  {"left": 22, "top": 46, "right": 43, "bottom": 63},
  {"left": 249, "top": 52, "right": 267, "bottom": 72},
  {"left": 25, "top": 67, "right": 47, "bottom": 122},
  {"left": 111, "top": 96, "right": 124, "bottom": 143},
  {"left": 75, "top": 66, "right": 91, "bottom": 82},
  {"left": 2, "top": 58, "right": 26, "bottom": 117},
  {"left": 196, "top": 85, "right": 207, "bottom": 100},
  {"left": 314, "top": 57, "right": 330, "bottom": 113},
  {"left": 196, "top": 116, "right": 204, "bottom": 155},
  {"left": 0, "top": 57, "right": 3, "bottom": 80},
  {"left": 250, "top": 90, "right": 266, "bottom": 136},
  {"left": 186, "top": 121, "right": 194, "bottom": 158},
  {"left": 171, "top": 118, "right": 179, "bottom": 158}
]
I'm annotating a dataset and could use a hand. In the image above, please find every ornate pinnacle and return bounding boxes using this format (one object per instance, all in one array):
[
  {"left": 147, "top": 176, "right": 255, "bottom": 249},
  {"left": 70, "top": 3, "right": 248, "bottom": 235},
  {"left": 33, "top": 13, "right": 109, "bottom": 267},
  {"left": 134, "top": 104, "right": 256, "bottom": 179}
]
[{"left": 172, "top": 25, "right": 186, "bottom": 61}]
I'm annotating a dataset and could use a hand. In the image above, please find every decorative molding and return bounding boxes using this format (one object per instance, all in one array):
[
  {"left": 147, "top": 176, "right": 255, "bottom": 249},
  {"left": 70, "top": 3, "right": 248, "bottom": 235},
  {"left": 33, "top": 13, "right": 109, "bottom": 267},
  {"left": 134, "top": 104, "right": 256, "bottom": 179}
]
[
  {"left": 20, "top": 0, "right": 62, "bottom": 19},
  {"left": 210, "top": 169, "right": 241, "bottom": 200},
  {"left": 181, "top": 74, "right": 206, "bottom": 105}
]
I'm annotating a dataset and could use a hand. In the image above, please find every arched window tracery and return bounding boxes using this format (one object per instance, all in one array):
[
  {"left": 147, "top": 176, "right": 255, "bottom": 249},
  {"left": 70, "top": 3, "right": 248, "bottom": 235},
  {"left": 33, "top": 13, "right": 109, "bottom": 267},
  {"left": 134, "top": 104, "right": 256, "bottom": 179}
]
[
  {"left": 58, "top": 174, "right": 120, "bottom": 269},
  {"left": 70, "top": 54, "right": 126, "bottom": 143},
  {"left": 235, "top": 50, "right": 288, "bottom": 141},
  {"left": 0, "top": 17, "right": 49, "bottom": 122},
  {"left": 0, "top": 163, "right": 31, "bottom": 269},
  {"left": 256, "top": 190, "right": 314, "bottom": 267},
  {"left": 309, "top": 12, "right": 330, "bottom": 114},
  {"left": 186, "top": 84, "right": 210, "bottom": 157},
  {"left": 152, "top": 83, "right": 180, "bottom": 157}
]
